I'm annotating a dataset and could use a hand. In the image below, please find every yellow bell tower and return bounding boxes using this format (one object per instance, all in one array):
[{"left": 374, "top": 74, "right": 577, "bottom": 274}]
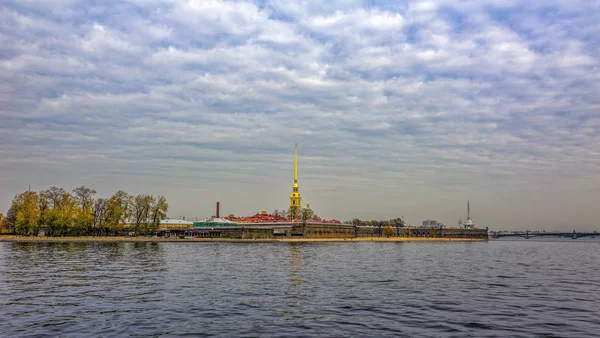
[{"left": 289, "top": 144, "right": 302, "bottom": 220}]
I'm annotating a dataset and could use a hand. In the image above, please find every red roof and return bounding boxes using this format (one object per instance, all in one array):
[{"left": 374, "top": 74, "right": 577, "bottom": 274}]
[{"left": 225, "top": 213, "right": 340, "bottom": 224}]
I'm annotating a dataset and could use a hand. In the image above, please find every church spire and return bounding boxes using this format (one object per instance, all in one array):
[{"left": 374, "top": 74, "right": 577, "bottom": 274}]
[
  {"left": 294, "top": 143, "right": 298, "bottom": 185},
  {"left": 289, "top": 144, "right": 302, "bottom": 220},
  {"left": 467, "top": 200, "right": 470, "bottom": 219}
]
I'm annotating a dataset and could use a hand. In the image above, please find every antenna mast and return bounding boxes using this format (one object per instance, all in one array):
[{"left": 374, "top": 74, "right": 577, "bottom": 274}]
[{"left": 467, "top": 200, "right": 470, "bottom": 219}]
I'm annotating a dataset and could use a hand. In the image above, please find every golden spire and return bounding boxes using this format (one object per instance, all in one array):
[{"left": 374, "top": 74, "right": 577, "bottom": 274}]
[
  {"left": 293, "top": 143, "right": 298, "bottom": 185},
  {"left": 289, "top": 143, "right": 302, "bottom": 219}
]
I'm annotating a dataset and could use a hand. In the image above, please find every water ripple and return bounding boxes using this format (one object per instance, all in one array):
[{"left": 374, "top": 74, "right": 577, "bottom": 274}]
[{"left": 1, "top": 241, "right": 600, "bottom": 337}]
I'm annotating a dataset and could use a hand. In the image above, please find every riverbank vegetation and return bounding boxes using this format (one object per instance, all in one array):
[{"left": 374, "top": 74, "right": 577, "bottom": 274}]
[
  {"left": 342, "top": 218, "right": 406, "bottom": 236},
  {"left": 0, "top": 186, "right": 168, "bottom": 236}
]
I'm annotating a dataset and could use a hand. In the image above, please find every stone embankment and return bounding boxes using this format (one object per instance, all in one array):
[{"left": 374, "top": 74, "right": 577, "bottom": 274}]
[{"left": 0, "top": 235, "right": 486, "bottom": 243}]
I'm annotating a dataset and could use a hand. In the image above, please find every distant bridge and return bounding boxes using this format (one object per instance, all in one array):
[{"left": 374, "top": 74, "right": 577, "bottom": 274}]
[{"left": 491, "top": 230, "right": 598, "bottom": 240}]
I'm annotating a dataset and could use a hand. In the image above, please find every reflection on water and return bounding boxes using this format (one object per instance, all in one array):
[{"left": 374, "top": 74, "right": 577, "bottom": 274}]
[
  {"left": 1, "top": 241, "right": 600, "bottom": 337},
  {"left": 288, "top": 243, "right": 305, "bottom": 289},
  {"left": 282, "top": 243, "right": 306, "bottom": 320}
]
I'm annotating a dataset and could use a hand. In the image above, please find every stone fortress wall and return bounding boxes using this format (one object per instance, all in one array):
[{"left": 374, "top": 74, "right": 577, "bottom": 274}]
[{"left": 159, "top": 223, "right": 488, "bottom": 240}]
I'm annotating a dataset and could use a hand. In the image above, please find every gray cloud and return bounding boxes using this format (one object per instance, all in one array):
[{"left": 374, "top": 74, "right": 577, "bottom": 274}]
[{"left": 1, "top": 0, "right": 599, "bottom": 230}]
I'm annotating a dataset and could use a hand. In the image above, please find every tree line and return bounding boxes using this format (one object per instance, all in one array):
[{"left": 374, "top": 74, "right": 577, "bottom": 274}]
[
  {"left": 272, "top": 207, "right": 318, "bottom": 222},
  {"left": 0, "top": 186, "right": 168, "bottom": 236},
  {"left": 344, "top": 218, "right": 406, "bottom": 228},
  {"left": 344, "top": 218, "right": 407, "bottom": 237}
]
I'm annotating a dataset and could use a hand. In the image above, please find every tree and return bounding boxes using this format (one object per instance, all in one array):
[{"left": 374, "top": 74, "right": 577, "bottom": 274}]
[
  {"left": 392, "top": 217, "right": 405, "bottom": 227},
  {"left": 352, "top": 218, "right": 361, "bottom": 226},
  {"left": 70, "top": 186, "right": 96, "bottom": 236},
  {"left": 288, "top": 206, "right": 302, "bottom": 221},
  {"left": 45, "top": 208, "right": 67, "bottom": 237},
  {"left": 104, "top": 191, "right": 131, "bottom": 235},
  {"left": 72, "top": 206, "right": 93, "bottom": 236},
  {"left": 5, "top": 206, "right": 17, "bottom": 234},
  {"left": 43, "top": 186, "right": 67, "bottom": 208},
  {"left": 38, "top": 192, "right": 51, "bottom": 232},
  {"left": 383, "top": 225, "right": 395, "bottom": 238},
  {"left": 13, "top": 191, "right": 41, "bottom": 235},
  {"left": 301, "top": 206, "right": 314, "bottom": 221},
  {"left": 93, "top": 198, "right": 106, "bottom": 235},
  {"left": 45, "top": 192, "right": 76, "bottom": 236},
  {"left": 0, "top": 213, "right": 5, "bottom": 233},
  {"left": 429, "top": 227, "right": 436, "bottom": 238},
  {"left": 371, "top": 220, "right": 383, "bottom": 237},
  {"left": 72, "top": 186, "right": 96, "bottom": 210},
  {"left": 392, "top": 217, "right": 405, "bottom": 237},
  {"left": 149, "top": 195, "right": 168, "bottom": 234},
  {"left": 131, "top": 194, "right": 152, "bottom": 235}
]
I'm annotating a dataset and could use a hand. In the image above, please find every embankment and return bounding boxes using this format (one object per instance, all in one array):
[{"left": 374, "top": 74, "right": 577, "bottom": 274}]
[{"left": 0, "top": 236, "right": 486, "bottom": 243}]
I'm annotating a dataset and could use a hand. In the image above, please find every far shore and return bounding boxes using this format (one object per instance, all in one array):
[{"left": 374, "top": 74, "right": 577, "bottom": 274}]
[{"left": 0, "top": 235, "right": 486, "bottom": 243}]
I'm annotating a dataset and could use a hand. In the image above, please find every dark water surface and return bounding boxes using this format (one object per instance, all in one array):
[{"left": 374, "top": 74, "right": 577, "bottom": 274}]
[{"left": 1, "top": 240, "right": 599, "bottom": 337}]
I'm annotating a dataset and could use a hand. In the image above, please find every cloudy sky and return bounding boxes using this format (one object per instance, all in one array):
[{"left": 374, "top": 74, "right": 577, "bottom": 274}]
[{"left": 1, "top": 0, "right": 599, "bottom": 230}]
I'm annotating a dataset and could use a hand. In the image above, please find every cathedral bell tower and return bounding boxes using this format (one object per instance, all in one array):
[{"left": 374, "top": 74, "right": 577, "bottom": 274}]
[{"left": 289, "top": 144, "right": 302, "bottom": 220}]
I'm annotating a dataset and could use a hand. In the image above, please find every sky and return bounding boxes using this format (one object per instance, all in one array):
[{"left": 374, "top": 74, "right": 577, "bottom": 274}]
[{"left": 1, "top": 0, "right": 599, "bottom": 231}]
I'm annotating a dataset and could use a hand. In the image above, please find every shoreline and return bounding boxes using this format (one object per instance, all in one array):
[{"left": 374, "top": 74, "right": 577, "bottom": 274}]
[{"left": 0, "top": 235, "right": 486, "bottom": 243}]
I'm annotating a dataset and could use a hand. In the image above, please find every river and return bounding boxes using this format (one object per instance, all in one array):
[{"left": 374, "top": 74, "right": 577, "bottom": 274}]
[{"left": 1, "top": 240, "right": 599, "bottom": 337}]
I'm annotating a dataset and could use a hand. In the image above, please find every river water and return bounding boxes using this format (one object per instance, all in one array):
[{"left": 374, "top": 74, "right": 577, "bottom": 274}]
[{"left": 1, "top": 240, "right": 599, "bottom": 337}]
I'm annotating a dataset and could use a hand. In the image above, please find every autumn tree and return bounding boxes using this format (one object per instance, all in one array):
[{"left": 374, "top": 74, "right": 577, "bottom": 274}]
[
  {"left": 301, "top": 206, "right": 314, "bottom": 221},
  {"left": 68, "top": 186, "right": 95, "bottom": 235},
  {"left": 13, "top": 191, "right": 41, "bottom": 235},
  {"left": 38, "top": 192, "right": 51, "bottom": 227},
  {"left": 391, "top": 218, "right": 405, "bottom": 237},
  {"left": 72, "top": 186, "right": 96, "bottom": 211},
  {"left": 104, "top": 191, "right": 131, "bottom": 235},
  {"left": 287, "top": 207, "right": 301, "bottom": 221},
  {"left": 93, "top": 198, "right": 106, "bottom": 235},
  {"left": 392, "top": 217, "right": 405, "bottom": 227},
  {"left": 0, "top": 213, "right": 5, "bottom": 233},
  {"left": 371, "top": 220, "right": 383, "bottom": 237},
  {"left": 383, "top": 225, "right": 395, "bottom": 237},
  {"left": 43, "top": 186, "right": 67, "bottom": 208},
  {"left": 429, "top": 227, "right": 437, "bottom": 238},
  {"left": 4, "top": 206, "right": 16, "bottom": 234},
  {"left": 3, "top": 187, "right": 167, "bottom": 236},
  {"left": 131, "top": 194, "right": 152, "bottom": 235},
  {"left": 148, "top": 195, "right": 168, "bottom": 234},
  {"left": 44, "top": 192, "right": 76, "bottom": 236}
]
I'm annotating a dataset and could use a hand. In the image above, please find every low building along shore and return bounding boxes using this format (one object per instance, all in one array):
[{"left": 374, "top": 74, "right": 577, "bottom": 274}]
[{"left": 156, "top": 222, "right": 488, "bottom": 240}]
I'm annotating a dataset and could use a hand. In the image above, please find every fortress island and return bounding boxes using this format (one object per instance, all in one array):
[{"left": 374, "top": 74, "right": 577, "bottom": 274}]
[
  {"left": 0, "top": 145, "right": 488, "bottom": 242},
  {"left": 152, "top": 144, "right": 488, "bottom": 241}
]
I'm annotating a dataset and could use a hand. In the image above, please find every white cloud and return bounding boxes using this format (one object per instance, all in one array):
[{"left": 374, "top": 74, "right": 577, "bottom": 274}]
[{"left": 0, "top": 0, "right": 599, "bottom": 229}]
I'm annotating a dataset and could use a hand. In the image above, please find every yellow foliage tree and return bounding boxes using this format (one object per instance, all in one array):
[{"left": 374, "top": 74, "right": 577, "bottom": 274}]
[
  {"left": 14, "top": 191, "right": 41, "bottom": 235},
  {"left": 45, "top": 192, "right": 76, "bottom": 236},
  {"left": 429, "top": 227, "right": 436, "bottom": 238},
  {"left": 149, "top": 195, "right": 168, "bottom": 234},
  {"left": 104, "top": 191, "right": 131, "bottom": 235},
  {"left": 0, "top": 213, "right": 5, "bottom": 233},
  {"left": 383, "top": 225, "right": 395, "bottom": 238},
  {"left": 5, "top": 187, "right": 168, "bottom": 237}
]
